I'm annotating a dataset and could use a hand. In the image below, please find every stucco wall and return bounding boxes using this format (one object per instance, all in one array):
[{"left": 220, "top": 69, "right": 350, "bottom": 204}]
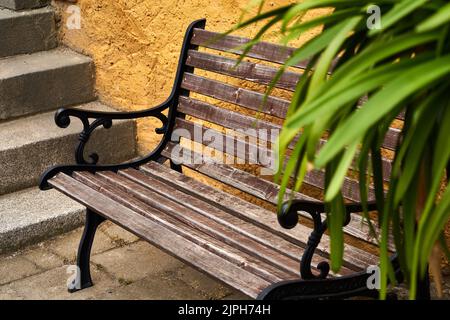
[{"left": 51, "top": 0, "right": 325, "bottom": 153}]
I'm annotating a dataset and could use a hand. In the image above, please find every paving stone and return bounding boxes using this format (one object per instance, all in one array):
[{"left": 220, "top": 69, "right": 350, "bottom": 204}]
[
  {"left": 47, "top": 227, "right": 117, "bottom": 264},
  {"left": 91, "top": 241, "right": 184, "bottom": 283},
  {"left": 0, "top": 253, "right": 41, "bottom": 285},
  {"left": 21, "top": 245, "right": 64, "bottom": 271},
  {"left": 0, "top": 264, "right": 120, "bottom": 300},
  {"left": 97, "top": 275, "right": 206, "bottom": 300},
  {"left": 175, "top": 266, "right": 232, "bottom": 299},
  {"left": 99, "top": 221, "right": 140, "bottom": 245},
  {"left": 0, "top": 290, "right": 17, "bottom": 299}
]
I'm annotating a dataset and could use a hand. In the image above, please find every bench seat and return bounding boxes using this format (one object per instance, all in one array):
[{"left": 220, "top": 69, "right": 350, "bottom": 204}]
[{"left": 48, "top": 160, "right": 379, "bottom": 298}]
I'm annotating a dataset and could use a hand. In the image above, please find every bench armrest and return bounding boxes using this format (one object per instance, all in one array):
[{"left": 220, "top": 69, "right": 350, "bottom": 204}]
[
  {"left": 39, "top": 99, "right": 175, "bottom": 190},
  {"left": 54, "top": 100, "right": 172, "bottom": 165},
  {"left": 277, "top": 199, "right": 378, "bottom": 280},
  {"left": 277, "top": 199, "right": 378, "bottom": 229}
]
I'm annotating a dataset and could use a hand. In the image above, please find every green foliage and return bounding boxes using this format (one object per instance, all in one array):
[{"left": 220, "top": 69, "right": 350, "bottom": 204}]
[{"left": 231, "top": 0, "right": 450, "bottom": 299}]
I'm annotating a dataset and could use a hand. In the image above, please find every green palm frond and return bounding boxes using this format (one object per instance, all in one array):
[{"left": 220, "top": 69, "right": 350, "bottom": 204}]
[{"left": 230, "top": 0, "right": 450, "bottom": 299}]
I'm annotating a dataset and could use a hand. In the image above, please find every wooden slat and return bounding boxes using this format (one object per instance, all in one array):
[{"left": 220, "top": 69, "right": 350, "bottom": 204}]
[
  {"left": 186, "top": 49, "right": 301, "bottom": 91},
  {"left": 178, "top": 96, "right": 281, "bottom": 143},
  {"left": 174, "top": 117, "right": 264, "bottom": 164},
  {"left": 190, "top": 29, "right": 405, "bottom": 124},
  {"left": 179, "top": 85, "right": 399, "bottom": 154},
  {"left": 49, "top": 173, "right": 270, "bottom": 298},
  {"left": 383, "top": 127, "right": 401, "bottom": 151},
  {"left": 115, "top": 169, "right": 351, "bottom": 275},
  {"left": 182, "top": 73, "right": 290, "bottom": 118},
  {"left": 116, "top": 169, "right": 322, "bottom": 267},
  {"left": 174, "top": 118, "right": 376, "bottom": 202},
  {"left": 165, "top": 142, "right": 313, "bottom": 201},
  {"left": 178, "top": 95, "right": 393, "bottom": 180},
  {"left": 73, "top": 171, "right": 294, "bottom": 283},
  {"left": 94, "top": 170, "right": 306, "bottom": 276},
  {"left": 191, "top": 28, "right": 309, "bottom": 69},
  {"left": 162, "top": 142, "right": 393, "bottom": 251},
  {"left": 141, "top": 161, "right": 380, "bottom": 270}
]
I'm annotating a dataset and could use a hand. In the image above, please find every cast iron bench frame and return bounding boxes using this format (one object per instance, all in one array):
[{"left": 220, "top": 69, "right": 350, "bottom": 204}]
[{"left": 40, "top": 19, "right": 430, "bottom": 300}]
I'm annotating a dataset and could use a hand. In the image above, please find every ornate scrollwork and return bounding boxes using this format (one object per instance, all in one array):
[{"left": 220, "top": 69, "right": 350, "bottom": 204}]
[
  {"left": 54, "top": 106, "right": 169, "bottom": 165},
  {"left": 278, "top": 200, "right": 379, "bottom": 281},
  {"left": 301, "top": 213, "right": 330, "bottom": 280},
  {"left": 278, "top": 200, "right": 331, "bottom": 280}
]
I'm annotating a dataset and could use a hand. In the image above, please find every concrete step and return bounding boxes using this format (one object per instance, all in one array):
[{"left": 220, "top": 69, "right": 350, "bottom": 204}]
[
  {"left": 0, "top": 101, "right": 137, "bottom": 195},
  {"left": 0, "top": 48, "right": 96, "bottom": 120},
  {"left": 0, "top": 7, "right": 57, "bottom": 58},
  {"left": 0, "top": 186, "right": 85, "bottom": 254},
  {"left": 0, "top": 0, "right": 50, "bottom": 10}
]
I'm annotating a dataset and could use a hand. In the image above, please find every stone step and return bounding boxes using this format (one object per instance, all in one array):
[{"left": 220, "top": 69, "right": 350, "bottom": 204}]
[
  {"left": 0, "top": 0, "right": 50, "bottom": 10},
  {"left": 0, "top": 7, "right": 57, "bottom": 58},
  {"left": 0, "top": 48, "right": 96, "bottom": 120},
  {"left": 0, "top": 186, "right": 85, "bottom": 254},
  {"left": 0, "top": 101, "right": 137, "bottom": 195}
]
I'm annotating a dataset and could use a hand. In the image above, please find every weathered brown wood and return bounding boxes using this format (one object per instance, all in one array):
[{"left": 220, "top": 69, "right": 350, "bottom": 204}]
[
  {"left": 184, "top": 72, "right": 405, "bottom": 127},
  {"left": 119, "top": 169, "right": 358, "bottom": 275},
  {"left": 181, "top": 73, "right": 290, "bottom": 118},
  {"left": 174, "top": 117, "right": 266, "bottom": 164},
  {"left": 177, "top": 95, "right": 394, "bottom": 179},
  {"left": 72, "top": 171, "right": 295, "bottom": 283},
  {"left": 161, "top": 143, "right": 393, "bottom": 251},
  {"left": 189, "top": 30, "right": 405, "bottom": 126},
  {"left": 179, "top": 93, "right": 398, "bottom": 155},
  {"left": 178, "top": 96, "right": 393, "bottom": 180},
  {"left": 178, "top": 96, "right": 281, "bottom": 143},
  {"left": 383, "top": 127, "right": 401, "bottom": 151},
  {"left": 191, "top": 28, "right": 309, "bottom": 69},
  {"left": 93, "top": 170, "right": 306, "bottom": 276},
  {"left": 141, "top": 161, "right": 380, "bottom": 269},
  {"left": 49, "top": 173, "right": 270, "bottom": 298},
  {"left": 174, "top": 118, "right": 376, "bottom": 202},
  {"left": 186, "top": 50, "right": 301, "bottom": 91},
  {"left": 116, "top": 169, "right": 329, "bottom": 269}
]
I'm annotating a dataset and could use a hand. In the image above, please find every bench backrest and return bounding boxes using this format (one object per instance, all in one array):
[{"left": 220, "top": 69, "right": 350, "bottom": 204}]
[{"left": 166, "top": 20, "right": 400, "bottom": 207}]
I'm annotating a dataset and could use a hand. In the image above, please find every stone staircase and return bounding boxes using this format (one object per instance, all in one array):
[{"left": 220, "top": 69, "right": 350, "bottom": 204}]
[{"left": 0, "top": 0, "right": 137, "bottom": 253}]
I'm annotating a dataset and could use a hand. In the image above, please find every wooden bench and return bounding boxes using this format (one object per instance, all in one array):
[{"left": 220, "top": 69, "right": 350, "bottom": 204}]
[{"left": 40, "top": 19, "right": 424, "bottom": 300}]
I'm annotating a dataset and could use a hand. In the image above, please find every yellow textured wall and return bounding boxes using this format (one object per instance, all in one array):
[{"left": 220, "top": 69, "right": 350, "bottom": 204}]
[{"left": 51, "top": 0, "right": 325, "bottom": 154}]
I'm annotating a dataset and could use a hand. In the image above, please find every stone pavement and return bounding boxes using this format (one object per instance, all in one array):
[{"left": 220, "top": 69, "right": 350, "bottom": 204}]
[
  {"left": 0, "top": 221, "right": 248, "bottom": 300},
  {"left": 0, "top": 221, "right": 448, "bottom": 300}
]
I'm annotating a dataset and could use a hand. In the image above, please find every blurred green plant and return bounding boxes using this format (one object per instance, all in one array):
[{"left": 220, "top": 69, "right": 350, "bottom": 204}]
[{"left": 229, "top": 0, "right": 450, "bottom": 299}]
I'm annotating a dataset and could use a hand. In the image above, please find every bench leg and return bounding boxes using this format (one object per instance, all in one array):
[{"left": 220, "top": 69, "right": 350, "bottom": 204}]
[{"left": 68, "top": 209, "right": 105, "bottom": 293}]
